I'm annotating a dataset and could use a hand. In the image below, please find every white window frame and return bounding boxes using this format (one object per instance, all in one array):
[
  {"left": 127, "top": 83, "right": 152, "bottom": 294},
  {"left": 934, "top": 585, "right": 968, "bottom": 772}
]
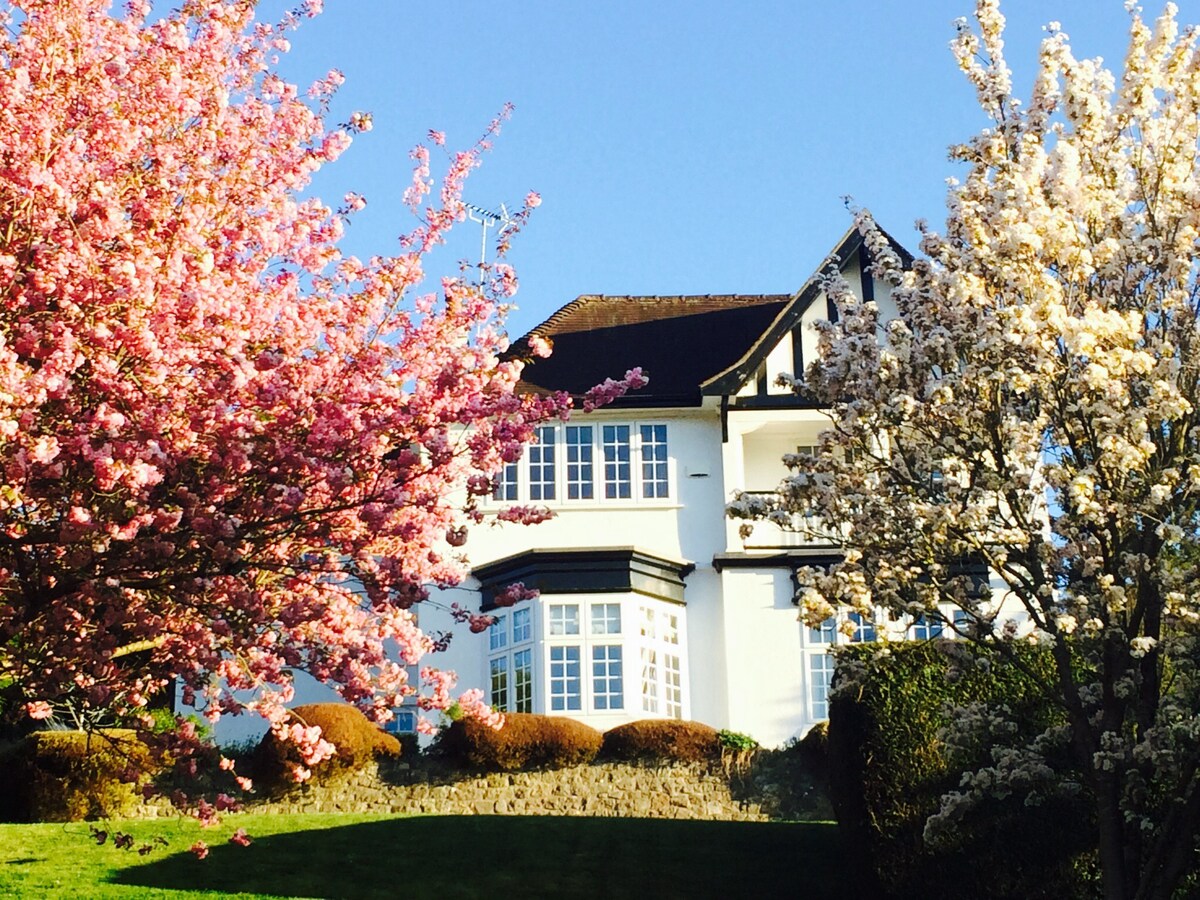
[
  {"left": 488, "top": 605, "right": 535, "bottom": 713},
  {"left": 638, "top": 602, "right": 684, "bottom": 718},
  {"left": 808, "top": 652, "right": 835, "bottom": 720},
  {"left": 485, "top": 422, "right": 674, "bottom": 506}
]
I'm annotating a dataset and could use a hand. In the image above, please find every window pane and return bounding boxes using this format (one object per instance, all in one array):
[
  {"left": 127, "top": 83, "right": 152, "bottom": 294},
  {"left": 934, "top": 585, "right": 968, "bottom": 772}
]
[
  {"left": 640, "top": 424, "right": 669, "bottom": 498},
  {"left": 810, "top": 653, "right": 834, "bottom": 719},
  {"left": 590, "top": 603, "right": 621, "bottom": 635},
  {"left": 491, "top": 461, "right": 519, "bottom": 502},
  {"left": 849, "top": 612, "right": 875, "bottom": 643},
  {"left": 566, "top": 426, "right": 594, "bottom": 500},
  {"left": 529, "top": 425, "right": 556, "bottom": 501},
  {"left": 640, "top": 606, "right": 656, "bottom": 640},
  {"left": 489, "top": 657, "right": 508, "bottom": 712},
  {"left": 513, "top": 649, "right": 533, "bottom": 713},
  {"left": 389, "top": 709, "right": 417, "bottom": 734},
  {"left": 662, "top": 612, "right": 679, "bottom": 645},
  {"left": 664, "top": 653, "right": 682, "bottom": 719},
  {"left": 512, "top": 608, "right": 531, "bottom": 643},
  {"left": 549, "top": 604, "right": 580, "bottom": 636},
  {"left": 489, "top": 615, "right": 507, "bottom": 652},
  {"left": 592, "top": 645, "right": 623, "bottom": 711},
  {"left": 550, "top": 645, "right": 582, "bottom": 711},
  {"left": 602, "top": 425, "right": 632, "bottom": 499},
  {"left": 808, "top": 617, "right": 836, "bottom": 645},
  {"left": 641, "top": 647, "right": 659, "bottom": 713},
  {"left": 912, "top": 613, "right": 944, "bottom": 641}
]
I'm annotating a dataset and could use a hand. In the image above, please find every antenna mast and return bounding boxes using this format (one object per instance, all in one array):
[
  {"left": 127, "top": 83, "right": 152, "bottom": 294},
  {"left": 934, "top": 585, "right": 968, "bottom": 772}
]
[{"left": 465, "top": 202, "right": 512, "bottom": 284}]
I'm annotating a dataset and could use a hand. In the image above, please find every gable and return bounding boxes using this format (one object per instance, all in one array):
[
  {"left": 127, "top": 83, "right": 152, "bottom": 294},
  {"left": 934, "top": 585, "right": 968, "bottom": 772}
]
[{"left": 701, "top": 224, "right": 909, "bottom": 402}]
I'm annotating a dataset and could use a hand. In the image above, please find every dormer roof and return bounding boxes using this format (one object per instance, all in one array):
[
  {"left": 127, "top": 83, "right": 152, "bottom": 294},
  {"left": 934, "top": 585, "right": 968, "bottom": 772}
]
[{"left": 510, "top": 294, "right": 790, "bottom": 407}]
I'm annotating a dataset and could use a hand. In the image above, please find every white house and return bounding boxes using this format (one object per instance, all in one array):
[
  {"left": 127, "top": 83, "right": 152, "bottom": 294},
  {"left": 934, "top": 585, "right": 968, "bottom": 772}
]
[{"left": 423, "top": 225, "right": 917, "bottom": 748}]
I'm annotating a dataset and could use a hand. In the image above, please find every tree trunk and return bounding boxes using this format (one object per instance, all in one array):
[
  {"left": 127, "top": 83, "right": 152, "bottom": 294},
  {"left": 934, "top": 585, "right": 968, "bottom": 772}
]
[{"left": 1096, "top": 773, "right": 1133, "bottom": 900}]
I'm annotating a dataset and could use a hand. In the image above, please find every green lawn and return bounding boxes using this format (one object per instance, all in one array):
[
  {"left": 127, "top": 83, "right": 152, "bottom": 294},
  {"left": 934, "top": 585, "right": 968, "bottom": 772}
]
[{"left": 0, "top": 812, "right": 865, "bottom": 899}]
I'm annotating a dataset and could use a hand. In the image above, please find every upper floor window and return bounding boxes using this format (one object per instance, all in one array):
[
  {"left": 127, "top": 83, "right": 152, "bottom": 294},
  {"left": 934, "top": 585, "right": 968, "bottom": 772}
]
[
  {"left": 490, "top": 422, "right": 671, "bottom": 506},
  {"left": 641, "top": 425, "right": 669, "bottom": 498},
  {"left": 602, "top": 425, "right": 633, "bottom": 499},
  {"left": 529, "top": 425, "right": 557, "bottom": 501},
  {"left": 492, "top": 461, "right": 519, "bottom": 502},
  {"left": 565, "top": 425, "right": 594, "bottom": 500}
]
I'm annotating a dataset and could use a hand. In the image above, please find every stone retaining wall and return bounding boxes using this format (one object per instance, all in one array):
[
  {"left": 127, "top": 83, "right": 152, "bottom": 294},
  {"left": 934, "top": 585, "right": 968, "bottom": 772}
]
[{"left": 256, "top": 759, "right": 772, "bottom": 820}]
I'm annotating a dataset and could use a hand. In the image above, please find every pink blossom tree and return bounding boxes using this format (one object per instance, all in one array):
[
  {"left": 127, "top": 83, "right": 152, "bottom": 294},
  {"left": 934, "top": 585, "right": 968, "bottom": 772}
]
[
  {"left": 0, "top": 0, "right": 642, "bottom": 789},
  {"left": 731, "top": 2, "right": 1200, "bottom": 896}
]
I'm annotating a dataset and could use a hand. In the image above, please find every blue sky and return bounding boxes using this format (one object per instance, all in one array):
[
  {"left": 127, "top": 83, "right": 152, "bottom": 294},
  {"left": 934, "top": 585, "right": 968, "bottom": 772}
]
[{"left": 259, "top": 1, "right": 1200, "bottom": 338}]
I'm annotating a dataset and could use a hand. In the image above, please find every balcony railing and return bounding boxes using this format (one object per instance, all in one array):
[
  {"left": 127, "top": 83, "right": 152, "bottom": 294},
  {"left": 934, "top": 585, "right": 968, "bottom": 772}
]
[{"left": 731, "top": 492, "right": 838, "bottom": 549}]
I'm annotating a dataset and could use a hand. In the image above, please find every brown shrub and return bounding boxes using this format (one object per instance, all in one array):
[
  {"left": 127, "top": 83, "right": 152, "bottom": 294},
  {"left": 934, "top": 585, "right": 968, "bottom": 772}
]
[
  {"left": 439, "top": 713, "right": 601, "bottom": 771},
  {"left": 600, "top": 719, "right": 720, "bottom": 763},
  {"left": 0, "top": 729, "right": 155, "bottom": 822},
  {"left": 253, "top": 703, "right": 401, "bottom": 792}
]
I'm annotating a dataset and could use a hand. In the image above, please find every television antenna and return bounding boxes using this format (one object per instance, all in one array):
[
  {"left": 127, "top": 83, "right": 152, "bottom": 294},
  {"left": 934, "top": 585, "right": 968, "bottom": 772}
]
[{"left": 465, "top": 202, "right": 512, "bottom": 282}]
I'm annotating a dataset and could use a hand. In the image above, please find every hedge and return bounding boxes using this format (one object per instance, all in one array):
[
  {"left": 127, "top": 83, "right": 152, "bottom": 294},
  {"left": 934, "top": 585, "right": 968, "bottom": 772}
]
[
  {"left": 600, "top": 719, "right": 720, "bottom": 763},
  {"left": 0, "top": 729, "right": 156, "bottom": 822},
  {"left": 254, "top": 703, "right": 401, "bottom": 792},
  {"left": 825, "top": 641, "right": 1095, "bottom": 899},
  {"left": 438, "top": 712, "right": 601, "bottom": 771}
]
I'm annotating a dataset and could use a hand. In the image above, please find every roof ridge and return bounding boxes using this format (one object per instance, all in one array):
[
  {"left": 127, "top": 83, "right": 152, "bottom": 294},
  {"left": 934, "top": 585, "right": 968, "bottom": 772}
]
[{"left": 516, "top": 293, "right": 792, "bottom": 346}]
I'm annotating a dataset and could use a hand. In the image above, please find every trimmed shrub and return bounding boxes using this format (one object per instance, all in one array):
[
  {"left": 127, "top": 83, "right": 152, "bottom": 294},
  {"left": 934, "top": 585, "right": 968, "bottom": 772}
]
[
  {"left": 795, "top": 720, "right": 828, "bottom": 783},
  {"left": 438, "top": 713, "right": 601, "bottom": 771},
  {"left": 253, "top": 703, "right": 401, "bottom": 792},
  {"left": 600, "top": 719, "right": 719, "bottom": 763},
  {"left": 826, "top": 641, "right": 1094, "bottom": 899},
  {"left": 0, "top": 729, "right": 155, "bottom": 822}
]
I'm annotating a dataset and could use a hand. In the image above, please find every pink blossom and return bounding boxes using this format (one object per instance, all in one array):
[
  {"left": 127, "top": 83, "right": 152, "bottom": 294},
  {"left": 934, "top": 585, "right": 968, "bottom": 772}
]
[
  {"left": 492, "top": 581, "right": 540, "bottom": 607},
  {"left": 429, "top": 129, "right": 446, "bottom": 146},
  {"left": 524, "top": 191, "right": 542, "bottom": 209},
  {"left": 527, "top": 334, "right": 552, "bottom": 358},
  {"left": 229, "top": 829, "right": 252, "bottom": 848},
  {"left": 24, "top": 701, "right": 52, "bottom": 720},
  {"left": 29, "top": 436, "right": 60, "bottom": 464},
  {"left": 190, "top": 841, "right": 210, "bottom": 860}
]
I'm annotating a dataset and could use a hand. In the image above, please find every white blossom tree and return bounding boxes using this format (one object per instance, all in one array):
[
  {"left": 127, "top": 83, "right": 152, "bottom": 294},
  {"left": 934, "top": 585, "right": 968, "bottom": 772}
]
[{"left": 732, "top": 3, "right": 1200, "bottom": 897}]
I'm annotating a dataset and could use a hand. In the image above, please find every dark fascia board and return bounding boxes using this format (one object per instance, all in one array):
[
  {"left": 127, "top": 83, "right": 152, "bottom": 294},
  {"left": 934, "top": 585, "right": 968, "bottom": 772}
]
[
  {"left": 699, "top": 223, "right": 913, "bottom": 398},
  {"left": 475, "top": 547, "right": 695, "bottom": 611},
  {"left": 712, "top": 550, "right": 843, "bottom": 572}
]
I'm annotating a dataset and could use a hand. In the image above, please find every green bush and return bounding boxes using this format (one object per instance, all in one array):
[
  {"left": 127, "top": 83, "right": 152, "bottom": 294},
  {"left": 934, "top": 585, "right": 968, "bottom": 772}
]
[
  {"left": 600, "top": 719, "right": 719, "bottom": 763},
  {"left": 253, "top": 703, "right": 401, "bottom": 792},
  {"left": 0, "top": 729, "right": 156, "bottom": 822},
  {"left": 826, "top": 641, "right": 1094, "bottom": 899},
  {"left": 716, "top": 729, "right": 759, "bottom": 752},
  {"left": 438, "top": 713, "right": 601, "bottom": 771}
]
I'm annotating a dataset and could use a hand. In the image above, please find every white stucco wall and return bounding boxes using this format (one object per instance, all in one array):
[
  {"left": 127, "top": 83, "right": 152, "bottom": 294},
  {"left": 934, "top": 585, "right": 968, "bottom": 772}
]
[{"left": 718, "top": 568, "right": 809, "bottom": 746}]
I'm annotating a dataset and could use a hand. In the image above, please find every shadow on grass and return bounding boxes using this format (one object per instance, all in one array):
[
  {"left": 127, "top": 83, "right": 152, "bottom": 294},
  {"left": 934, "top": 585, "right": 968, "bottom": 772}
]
[{"left": 115, "top": 815, "right": 872, "bottom": 899}]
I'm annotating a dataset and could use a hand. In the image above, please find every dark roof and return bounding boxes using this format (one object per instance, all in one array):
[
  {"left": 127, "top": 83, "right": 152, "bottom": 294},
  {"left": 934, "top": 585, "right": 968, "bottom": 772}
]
[
  {"left": 511, "top": 294, "right": 791, "bottom": 407},
  {"left": 510, "top": 222, "right": 914, "bottom": 409}
]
